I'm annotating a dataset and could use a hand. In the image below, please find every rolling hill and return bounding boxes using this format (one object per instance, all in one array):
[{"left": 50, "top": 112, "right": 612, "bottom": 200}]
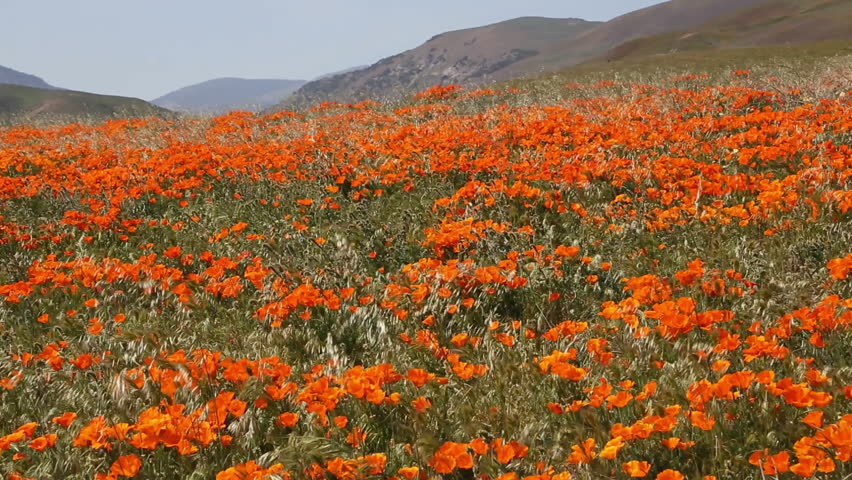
[
  {"left": 0, "top": 84, "right": 170, "bottom": 122},
  {"left": 276, "top": 0, "right": 852, "bottom": 109},
  {"left": 602, "top": 0, "right": 852, "bottom": 61},
  {"left": 276, "top": 16, "right": 601, "bottom": 108},
  {"left": 0, "top": 65, "right": 57, "bottom": 90},
  {"left": 152, "top": 78, "right": 307, "bottom": 114}
]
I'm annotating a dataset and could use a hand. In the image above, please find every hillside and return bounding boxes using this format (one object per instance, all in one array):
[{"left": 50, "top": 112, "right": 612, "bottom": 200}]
[
  {"left": 0, "top": 84, "right": 170, "bottom": 122},
  {"left": 276, "top": 16, "right": 601, "bottom": 108},
  {"left": 0, "top": 65, "right": 57, "bottom": 90},
  {"left": 313, "top": 65, "right": 368, "bottom": 81},
  {"left": 276, "top": 0, "right": 852, "bottom": 109},
  {"left": 152, "top": 78, "right": 307, "bottom": 114},
  {"left": 602, "top": 0, "right": 852, "bottom": 61}
]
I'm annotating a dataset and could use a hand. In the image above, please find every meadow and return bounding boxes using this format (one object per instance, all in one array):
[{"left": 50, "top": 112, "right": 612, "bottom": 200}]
[{"left": 0, "top": 58, "right": 851, "bottom": 480}]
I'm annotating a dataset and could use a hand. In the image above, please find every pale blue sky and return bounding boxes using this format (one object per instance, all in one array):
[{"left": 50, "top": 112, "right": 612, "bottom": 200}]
[{"left": 2, "top": 1, "right": 662, "bottom": 100}]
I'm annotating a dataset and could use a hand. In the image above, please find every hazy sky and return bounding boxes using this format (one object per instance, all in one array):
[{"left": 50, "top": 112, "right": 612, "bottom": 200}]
[{"left": 2, "top": 1, "right": 662, "bottom": 100}]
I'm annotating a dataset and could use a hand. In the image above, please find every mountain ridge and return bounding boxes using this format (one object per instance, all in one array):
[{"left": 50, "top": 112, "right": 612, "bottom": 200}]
[
  {"left": 275, "top": 0, "right": 852, "bottom": 110},
  {"left": 152, "top": 77, "right": 306, "bottom": 114},
  {"left": 276, "top": 16, "right": 602, "bottom": 108},
  {"left": 0, "top": 65, "right": 57, "bottom": 90}
]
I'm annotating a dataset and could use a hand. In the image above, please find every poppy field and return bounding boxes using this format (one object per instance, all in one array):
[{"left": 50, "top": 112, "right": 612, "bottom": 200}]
[{"left": 1, "top": 65, "right": 851, "bottom": 480}]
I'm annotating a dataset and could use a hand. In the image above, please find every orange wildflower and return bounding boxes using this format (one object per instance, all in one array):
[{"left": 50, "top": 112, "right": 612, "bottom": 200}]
[
  {"left": 623, "top": 460, "right": 652, "bottom": 477},
  {"left": 655, "top": 470, "right": 684, "bottom": 480},
  {"left": 110, "top": 454, "right": 142, "bottom": 478},
  {"left": 277, "top": 412, "right": 299, "bottom": 428},
  {"left": 567, "top": 438, "right": 596, "bottom": 465},
  {"left": 52, "top": 412, "right": 77, "bottom": 427}
]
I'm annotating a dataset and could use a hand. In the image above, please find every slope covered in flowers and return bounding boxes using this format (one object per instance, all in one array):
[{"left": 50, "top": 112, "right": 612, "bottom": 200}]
[{"left": 0, "top": 68, "right": 851, "bottom": 480}]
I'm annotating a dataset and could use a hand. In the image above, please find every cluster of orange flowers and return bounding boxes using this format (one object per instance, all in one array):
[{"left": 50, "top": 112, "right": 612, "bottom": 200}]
[{"left": 0, "top": 75, "right": 850, "bottom": 479}]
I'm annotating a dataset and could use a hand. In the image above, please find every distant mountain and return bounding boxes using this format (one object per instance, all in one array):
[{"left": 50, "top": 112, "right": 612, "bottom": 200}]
[
  {"left": 276, "top": 16, "right": 601, "bottom": 108},
  {"left": 0, "top": 84, "right": 170, "bottom": 122},
  {"left": 152, "top": 78, "right": 307, "bottom": 114},
  {"left": 275, "top": 0, "right": 849, "bottom": 109},
  {"left": 0, "top": 65, "right": 57, "bottom": 90}
]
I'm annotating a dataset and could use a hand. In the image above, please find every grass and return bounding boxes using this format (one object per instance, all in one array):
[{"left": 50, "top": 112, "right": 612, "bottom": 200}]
[{"left": 572, "top": 40, "right": 852, "bottom": 79}]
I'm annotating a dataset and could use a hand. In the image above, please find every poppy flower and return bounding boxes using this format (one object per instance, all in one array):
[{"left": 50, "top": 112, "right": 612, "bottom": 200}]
[
  {"left": 655, "top": 470, "right": 685, "bottom": 480},
  {"left": 277, "top": 412, "right": 299, "bottom": 428},
  {"left": 110, "top": 454, "right": 142, "bottom": 478},
  {"left": 623, "top": 460, "right": 652, "bottom": 477}
]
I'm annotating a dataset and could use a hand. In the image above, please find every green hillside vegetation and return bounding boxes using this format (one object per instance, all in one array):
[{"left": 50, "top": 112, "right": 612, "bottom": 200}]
[
  {"left": 581, "top": 39, "right": 852, "bottom": 78},
  {"left": 0, "top": 84, "right": 171, "bottom": 125},
  {"left": 495, "top": 40, "right": 852, "bottom": 108}
]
